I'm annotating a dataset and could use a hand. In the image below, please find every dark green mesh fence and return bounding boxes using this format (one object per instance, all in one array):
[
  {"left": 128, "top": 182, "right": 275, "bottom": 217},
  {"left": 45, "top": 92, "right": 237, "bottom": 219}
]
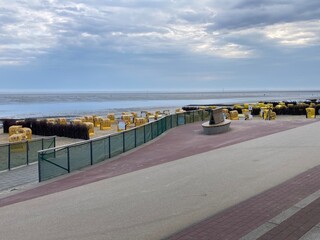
[
  {"left": 124, "top": 129, "right": 135, "bottom": 152},
  {"left": 166, "top": 116, "right": 172, "bottom": 130},
  {"left": 136, "top": 127, "right": 145, "bottom": 146},
  {"left": 145, "top": 124, "right": 152, "bottom": 142},
  {"left": 92, "top": 138, "right": 110, "bottom": 164},
  {"left": 185, "top": 112, "right": 191, "bottom": 124},
  {"left": 0, "top": 145, "right": 8, "bottom": 171},
  {"left": 177, "top": 113, "right": 186, "bottom": 125},
  {"left": 9, "top": 142, "right": 27, "bottom": 169},
  {"left": 172, "top": 114, "right": 177, "bottom": 127},
  {"left": 0, "top": 136, "right": 55, "bottom": 171},
  {"left": 69, "top": 142, "right": 91, "bottom": 171},
  {"left": 110, "top": 133, "right": 124, "bottom": 157},
  {"left": 194, "top": 111, "right": 201, "bottom": 122},
  {"left": 39, "top": 148, "right": 69, "bottom": 181},
  {"left": 38, "top": 110, "right": 207, "bottom": 182},
  {"left": 152, "top": 122, "right": 158, "bottom": 139},
  {"left": 28, "top": 139, "right": 43, "bottom": 163}
]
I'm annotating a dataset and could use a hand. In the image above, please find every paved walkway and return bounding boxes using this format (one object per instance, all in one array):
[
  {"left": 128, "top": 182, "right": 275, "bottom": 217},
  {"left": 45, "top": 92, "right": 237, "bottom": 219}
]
[
  {"left": 0, "top": 163, "right": 38, "bottom": 194},
  {"left": 1, "top": 118, "right": 320, "bottom": 240},
  {"left": 0, "top": 118, "right": 311, "bottom": 207}
]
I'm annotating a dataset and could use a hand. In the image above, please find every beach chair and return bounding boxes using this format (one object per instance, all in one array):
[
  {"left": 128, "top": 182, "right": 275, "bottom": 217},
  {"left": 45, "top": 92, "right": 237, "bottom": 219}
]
[
  {"left": 222, "top": 109, "right": 230, "bottom": 120},
  {"left": 71, "top": 119, "right": 82, "bottom": 125},
  {"left": 93, "top": 116, "right": 103, "bottom": 127},
  {"left": 306, "top": 108, "right": 316, "bottom": 119},
  {"left": 135, "top": 117, "right": 146, "bottom": 127},
  {"left": 46, "top": 118, "right": 56, "bottom": 124},
  {"left": 83, "top": 122, "right": 94, "bottom": 137},
  {"left": 57, "top": 118, "right": 67, "bottom": 125},
  {"left": 9, "top": 125, "right": 23, "bottom": 136},
  {"left": 100, "top": 118, "right": 111, "bottom": 130},
  {"left": 18, "top": 127, "right": 32, "bottom": 140},
  {"left": 9, "top": 133, "right": 27, "bottom": 142},
  {"left": 107, "top": 113, "right": 115, "bottom": 123},
  {"left": 84, "top": 116, "right": 94, "bottom": 123},
  {"left": 155, "top": 112, "right": 163, "bottom": 119},
  {"left": 230, "top": 110, "right": 239, "bottom": 120},
  {"left": 162, "top": 110, "right": 170, "bottom": 115},
  {"left": 121, "top": 114, "right": 132, "bottom": 124},
  {"left": 8, "top": 134, "right": 27, "bottom": 152}
]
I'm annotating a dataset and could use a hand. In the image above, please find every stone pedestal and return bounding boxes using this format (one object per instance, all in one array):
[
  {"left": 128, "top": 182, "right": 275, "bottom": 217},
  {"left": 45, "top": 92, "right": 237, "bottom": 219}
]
[{"left": 202, "top": 108, "right": 231, "bottom": 135}]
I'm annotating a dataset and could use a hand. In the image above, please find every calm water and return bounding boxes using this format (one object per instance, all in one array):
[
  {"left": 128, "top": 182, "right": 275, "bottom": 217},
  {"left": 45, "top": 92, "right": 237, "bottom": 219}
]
[{"left": 0, "top": 91, "right": 319, "bottom": 119}]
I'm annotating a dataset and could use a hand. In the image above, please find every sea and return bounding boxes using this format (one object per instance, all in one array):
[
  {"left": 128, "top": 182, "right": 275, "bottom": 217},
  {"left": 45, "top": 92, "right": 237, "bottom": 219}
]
[{"left": 0, "top": 91, "right": 319, "bottom": 120}]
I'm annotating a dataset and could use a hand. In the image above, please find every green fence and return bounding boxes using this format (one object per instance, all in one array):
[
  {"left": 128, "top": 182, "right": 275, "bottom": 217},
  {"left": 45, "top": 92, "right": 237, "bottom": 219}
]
[
  {"left": 0, "top": 136, "right": 56, "bottom": 171},
  {"left": 38, "top": 110, "right": 210, "bottom": 182}
]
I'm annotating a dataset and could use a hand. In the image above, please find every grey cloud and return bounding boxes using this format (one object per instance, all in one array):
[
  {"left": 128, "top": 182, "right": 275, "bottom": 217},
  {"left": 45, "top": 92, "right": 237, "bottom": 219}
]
[
  {"left": 175, "top": 7, "right": 215, "bottom": 24},
  {"left": 1, "top": 0, "right": 319, "bottom": 66},
  {"left": 233, "top": 0, "right": 290, "bottom": 9},
  {"left": 211, "top": 0, "right": 320, "bottom": 30}
]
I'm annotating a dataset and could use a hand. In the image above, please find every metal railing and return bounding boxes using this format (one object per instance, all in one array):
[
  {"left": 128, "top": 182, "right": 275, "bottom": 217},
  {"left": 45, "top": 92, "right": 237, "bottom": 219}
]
[
  {"left": 0, "top": 136, "right": 56, "bottom": 171},
  {"left": 38, "top": 110, "right": 209, "bottom": 182}
]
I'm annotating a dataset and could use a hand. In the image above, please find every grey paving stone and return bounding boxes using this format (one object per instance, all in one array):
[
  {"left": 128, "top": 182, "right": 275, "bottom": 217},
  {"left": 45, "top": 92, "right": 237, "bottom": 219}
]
[
  {"left": 241, "top": 190, "right": 320, "bottom": 240},
  {"left": 294, "top": 189, "right": 320, "bottom": 208},
  {"left": 240, "top": 222, "right": 277, "bottom": 240},
  {"left": 299, "top": 226, "right": 320, "bottom": 240},
  {"left": 0, "top": 163, "right": 38, "bottom": 192},
  {"left": 268, "top": 206, "right": 301, "bottom": 225}
]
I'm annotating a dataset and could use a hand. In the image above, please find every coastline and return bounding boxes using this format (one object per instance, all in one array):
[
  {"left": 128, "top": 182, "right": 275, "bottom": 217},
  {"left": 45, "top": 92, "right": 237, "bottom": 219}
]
[
  {"left": 0, "top": 90, "right": 319, "bottom": 119},
  {"left": 0, "top": 114, "right": 314, "bottom": 148}
]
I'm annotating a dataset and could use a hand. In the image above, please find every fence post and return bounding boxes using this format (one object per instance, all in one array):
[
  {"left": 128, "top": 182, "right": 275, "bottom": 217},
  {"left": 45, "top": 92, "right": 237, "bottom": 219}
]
[
  {"left": 134, "top": 129, "right": 137, "bottom": 147},
  {"left": 67, "top": 147, "right": 70, "bottom": 173},
  {"left": 151, "top": 123, "right": 154, "bottom": 139},
  {"left": 165, "top": 116, "right": 168, "bottom": 130},
  {"left": 8, "top": 144, "right": 11, "bottom": 171},
  {"left": 123, "top": 132, "right": 125, "bottom": 153},
  {"left": 26, "top": 141, "right": 29, "bottom": 165},
  {"left": 162, "top": 118, "right": 164, "bottom": 132},
  {"left": 144, "top": 125, "right": 146, "bottom": 143},
  {"left": 90, "top": 141, "right": 93, "bottom": 165},
  {"left": 108, "top": 136, "right": 111, "bottom": 158},
  {"left": 38, "top": 152, "right": 42, "bottom": 182}
]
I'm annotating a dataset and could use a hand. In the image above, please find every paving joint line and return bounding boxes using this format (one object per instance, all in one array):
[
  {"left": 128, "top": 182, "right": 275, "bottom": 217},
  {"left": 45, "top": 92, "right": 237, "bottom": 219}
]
[{"left": 240, "top": 189, "right": 320, "bottom": 240}]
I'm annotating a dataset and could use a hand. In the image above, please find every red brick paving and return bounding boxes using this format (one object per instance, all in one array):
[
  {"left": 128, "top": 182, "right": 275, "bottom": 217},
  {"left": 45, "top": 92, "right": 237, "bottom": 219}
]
[
  {"left": 166, "top": 160, "right": 320, "bottom": 240},
  {"left": 0, "top": 119, "right": 318, "bottom": 217},
  {"left": 257, "top": 196, "right": 320, "bottom": 240},
  {"left": 0, "top": 117, "right": 320, "bottom": 240}
]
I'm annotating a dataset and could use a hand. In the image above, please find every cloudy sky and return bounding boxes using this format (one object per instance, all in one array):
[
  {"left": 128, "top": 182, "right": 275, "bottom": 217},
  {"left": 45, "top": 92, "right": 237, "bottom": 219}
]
[{"left": 0, "top": 0, "right": 319, "bottom": 92}]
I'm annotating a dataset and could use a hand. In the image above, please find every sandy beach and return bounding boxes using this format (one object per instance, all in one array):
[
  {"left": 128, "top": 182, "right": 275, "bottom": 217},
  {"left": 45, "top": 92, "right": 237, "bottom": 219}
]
[{"left": 0, "top": 114, "right": 312, "bottom": 147}]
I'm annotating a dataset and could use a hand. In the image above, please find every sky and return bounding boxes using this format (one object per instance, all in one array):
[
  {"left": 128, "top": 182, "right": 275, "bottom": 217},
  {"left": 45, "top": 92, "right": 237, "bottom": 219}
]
[{"left": 0, "top": 0, "right": 320, "bottom": 92}]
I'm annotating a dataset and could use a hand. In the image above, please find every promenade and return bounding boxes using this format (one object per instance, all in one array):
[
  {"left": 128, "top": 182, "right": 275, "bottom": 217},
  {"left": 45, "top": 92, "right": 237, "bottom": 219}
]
[{"left": 1, "top": 117, "right": 320, "bottom": 240}]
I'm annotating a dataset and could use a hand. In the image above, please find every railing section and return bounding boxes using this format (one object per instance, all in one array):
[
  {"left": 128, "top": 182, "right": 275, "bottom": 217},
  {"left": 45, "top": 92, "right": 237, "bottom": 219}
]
[
  {"left": 38, "top": 110, "right": 210, "bottom": 182},
  {"left": 0, "top": 136, "right": 56, "bottom": 172}
]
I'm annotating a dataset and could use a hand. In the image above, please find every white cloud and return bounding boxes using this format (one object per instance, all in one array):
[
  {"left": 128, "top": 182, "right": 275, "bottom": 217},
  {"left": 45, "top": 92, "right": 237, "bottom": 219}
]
[
  {"left": 0, "top": 0, "right": 319, "bottom": 66},
  {"left": 196, "top": 42, "right": 251, "bottom": 59},
  {"left": 0, "top": 1, "right": 69, "bottom": 65},
  {"left": 264, "top": 20, "right": 320, "bottom": 46}
]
